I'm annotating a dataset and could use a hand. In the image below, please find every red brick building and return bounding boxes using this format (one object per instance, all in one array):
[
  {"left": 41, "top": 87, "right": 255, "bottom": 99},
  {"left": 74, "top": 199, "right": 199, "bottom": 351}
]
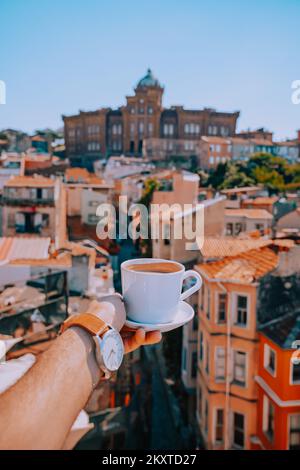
[{"left": 63, "top": 69, "right": 239, "bottom": 168}]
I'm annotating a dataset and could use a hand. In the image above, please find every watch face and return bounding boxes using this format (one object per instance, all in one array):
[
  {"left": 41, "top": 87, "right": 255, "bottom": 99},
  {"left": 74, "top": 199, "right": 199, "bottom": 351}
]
[{"left": 101, "top": 330, "right": 124, "bottom": 372}]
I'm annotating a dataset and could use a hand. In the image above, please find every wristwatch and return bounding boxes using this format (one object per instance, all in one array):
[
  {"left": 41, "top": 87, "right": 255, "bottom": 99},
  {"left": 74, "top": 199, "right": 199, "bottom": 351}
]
[{"left": 60, "top": 313, "right": 124, "bottom": 379}]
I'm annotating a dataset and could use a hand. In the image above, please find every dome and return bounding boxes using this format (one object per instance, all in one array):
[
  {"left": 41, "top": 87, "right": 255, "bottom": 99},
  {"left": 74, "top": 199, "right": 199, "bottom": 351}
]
[{"left": 137, "top": 68, "right": 161, "bottom": 88}]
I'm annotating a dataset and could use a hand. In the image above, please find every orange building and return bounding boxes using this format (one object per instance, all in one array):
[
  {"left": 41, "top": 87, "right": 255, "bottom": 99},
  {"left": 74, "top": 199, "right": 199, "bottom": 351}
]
[
  {"left": 194, "top": 242, "right": 300, "bottom": 449},
  {"left": 252, "top": 315, "right": 300, "bottom": 450}
]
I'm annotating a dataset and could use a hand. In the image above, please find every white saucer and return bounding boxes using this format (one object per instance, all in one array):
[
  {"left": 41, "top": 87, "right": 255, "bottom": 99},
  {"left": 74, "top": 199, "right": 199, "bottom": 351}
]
[{"left": 125, "top": 301, "right": 194, "bottom": 333}]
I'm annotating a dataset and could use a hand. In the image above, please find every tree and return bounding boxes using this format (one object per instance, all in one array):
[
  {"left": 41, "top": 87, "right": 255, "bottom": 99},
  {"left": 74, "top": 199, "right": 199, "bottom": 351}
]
[{"left": 139, "top": 178, "right": 160, "bottom": 208}]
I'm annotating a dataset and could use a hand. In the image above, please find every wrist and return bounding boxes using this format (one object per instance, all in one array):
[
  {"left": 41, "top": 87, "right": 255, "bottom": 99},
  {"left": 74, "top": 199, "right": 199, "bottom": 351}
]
[{"left": 67, "top": 326, "right": 103, "bottom": 389}]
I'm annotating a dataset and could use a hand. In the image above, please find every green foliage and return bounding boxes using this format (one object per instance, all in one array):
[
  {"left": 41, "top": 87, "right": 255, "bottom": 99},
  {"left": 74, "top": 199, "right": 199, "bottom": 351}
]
[
  {"left": 138, "top": 178, "right": 160, "bottom": 208},
  {"left": 203, "top": 152, "right": 300, "bottom": 193}
]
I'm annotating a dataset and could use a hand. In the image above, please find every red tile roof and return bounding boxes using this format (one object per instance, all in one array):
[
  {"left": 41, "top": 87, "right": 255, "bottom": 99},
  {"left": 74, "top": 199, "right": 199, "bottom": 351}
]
[
  {"left": 199, "top": 237, "right": 271, "bottom": 259},
  {"left": 225, "top": 209, "right": 273, "bottom": 220},
  {"left": 196, "top": 246, "right": 279, "bottom": 284}
]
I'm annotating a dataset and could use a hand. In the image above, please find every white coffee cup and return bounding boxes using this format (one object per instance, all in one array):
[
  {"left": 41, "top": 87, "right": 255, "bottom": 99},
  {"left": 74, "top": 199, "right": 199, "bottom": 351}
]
[{"left": 121, "top": 258, "right": 202, "bottom": 324}]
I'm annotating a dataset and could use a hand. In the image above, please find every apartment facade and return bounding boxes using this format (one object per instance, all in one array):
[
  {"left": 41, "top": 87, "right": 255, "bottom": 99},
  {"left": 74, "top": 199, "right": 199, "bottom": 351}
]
[
  {"left": 2, "top": 176, "right": 66, "bottom": 246},
  {"left": 195, "top": 246, "right": 279, "bottom": 449},
  {"left": 252, "top": 321, "right": 300, "bottom": 450},
  {"left": 63, "top": 69, "right": 239, "bottom": 167},
  {"left": 199, "top": 136, "right": 232, "bottom": 170},
  {"left": 225, "top": 208, "right": 273, "bottom": 237},
  {"left": 151, "top": 172, "right": 225, "bottom": 265}
]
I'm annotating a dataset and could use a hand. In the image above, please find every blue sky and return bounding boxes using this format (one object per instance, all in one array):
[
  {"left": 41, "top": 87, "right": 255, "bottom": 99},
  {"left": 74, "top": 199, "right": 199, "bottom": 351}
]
[{"left": 0, "top": 0, "right": 299, "bottom": 139}]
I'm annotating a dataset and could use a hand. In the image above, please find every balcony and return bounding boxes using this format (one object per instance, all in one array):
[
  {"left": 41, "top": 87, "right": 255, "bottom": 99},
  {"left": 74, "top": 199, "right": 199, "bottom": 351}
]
[{"left": 3, "top": 197, "right": 54, "bottom": 207}]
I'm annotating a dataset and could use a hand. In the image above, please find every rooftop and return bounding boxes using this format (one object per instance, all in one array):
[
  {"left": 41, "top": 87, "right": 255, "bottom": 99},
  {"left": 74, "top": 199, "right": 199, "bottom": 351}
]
[
  {"left": 4, "top": 175, "right": 55, "bottom": 188},
  {"left": 221, "top": 186, "right": 262, "bottom": 195},
  {"left": 225, "top": 208, "right": 273, "bottom": 220},
  {"left": 242, "top": 197, "right": 279, "bottom": 206},
  {"left": 199, "top": 237, "right": 271, "bottom": 259},
  {"left": 260, "top": 312, "right": 300, "bottom": 349},
  {"left": 201, "top": 136, "right": 231, "bottom": 144},
  {"left": 0, "top": 237, "right": 50, "bottom": 263},
  {"left": 196, "top": 246, "right": 279, "bottom": 284},
  {"left": 136, "top": 68, "right": 162, "bottom": 89}
]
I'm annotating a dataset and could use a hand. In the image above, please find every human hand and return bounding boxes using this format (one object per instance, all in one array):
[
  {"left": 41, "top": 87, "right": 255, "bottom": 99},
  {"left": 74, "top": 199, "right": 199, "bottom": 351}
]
[
  {"left": 120, "top": 325, "right": 162, "bottom": 354},
  {"left": 85, "top": 299, "right": 162, "bottom": 353}
]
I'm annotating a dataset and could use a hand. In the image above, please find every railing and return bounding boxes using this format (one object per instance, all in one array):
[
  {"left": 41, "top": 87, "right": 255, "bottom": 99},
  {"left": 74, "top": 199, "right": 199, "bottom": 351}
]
[{"left": 3, "top": 197, "right": 55, "bottom": 206}]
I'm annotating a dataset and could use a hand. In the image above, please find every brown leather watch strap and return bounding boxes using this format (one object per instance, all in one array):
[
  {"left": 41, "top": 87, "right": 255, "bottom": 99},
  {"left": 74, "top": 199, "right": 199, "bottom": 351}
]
[{"left": 60, "top": 313, "right": 110, "bottom": 337}]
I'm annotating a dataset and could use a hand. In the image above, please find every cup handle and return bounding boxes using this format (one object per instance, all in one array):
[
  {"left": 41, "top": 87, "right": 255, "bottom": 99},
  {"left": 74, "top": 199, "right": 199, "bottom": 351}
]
[{"left": 180, "top": 270, "right": 202, "bottom": 302}]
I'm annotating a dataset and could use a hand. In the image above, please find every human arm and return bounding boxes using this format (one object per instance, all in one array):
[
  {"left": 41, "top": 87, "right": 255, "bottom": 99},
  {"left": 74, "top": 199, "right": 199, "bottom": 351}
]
[{"left": 0, "top": 323, "right": 161, "bottom": 450}]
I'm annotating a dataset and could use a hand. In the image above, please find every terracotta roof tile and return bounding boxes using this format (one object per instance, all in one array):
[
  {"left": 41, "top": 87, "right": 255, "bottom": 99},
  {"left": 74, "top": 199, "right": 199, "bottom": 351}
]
[
  {"left": 196, "top": 246, "right": 278, "bottom": 284},
  {"left": 4, "top": 175, "right": 54, "bottom": 187},
  {"left": 200, "top": 237, "right": 271, "bottom": 259},
  {"left": 242, "top": 197, "right": 278, "bottom": 206},
  {"left": 225, "top": 209, "right": 273, "bottom": 220},
  {"left": 0, "top": 237, "right": 51, "bottom": 262}
]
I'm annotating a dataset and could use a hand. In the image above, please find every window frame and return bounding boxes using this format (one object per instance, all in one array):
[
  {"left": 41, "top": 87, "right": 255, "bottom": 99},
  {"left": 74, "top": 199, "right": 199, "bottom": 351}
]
[
  {"left": 263, "top": 395, "right": 275, "bottom": 442},
  {"left": 232, "top": 350, "right": 247, "bottom": 387},
  {"left": 233, "top": 293, "right": 250, "bottom": 328},
  {"left": 215, "top": 346, "right": 226, "bottom": 382},
  {"left": 216, "top": 292, "right": 227, "bottom": 324},
  {"left": 264, "top": 343, "right": 277, "bottom": 377},
  {"left": 288, "top": 413, "right": 300, "bottom": 450},
  {"left": 214, "top": 408, "right": 224, "bottom": 445}
]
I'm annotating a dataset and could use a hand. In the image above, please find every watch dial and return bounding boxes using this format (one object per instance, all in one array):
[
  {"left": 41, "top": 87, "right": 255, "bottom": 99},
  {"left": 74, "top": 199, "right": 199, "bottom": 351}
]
[{"left": 102, "top": 330, "right": 124, "bottom": 371}]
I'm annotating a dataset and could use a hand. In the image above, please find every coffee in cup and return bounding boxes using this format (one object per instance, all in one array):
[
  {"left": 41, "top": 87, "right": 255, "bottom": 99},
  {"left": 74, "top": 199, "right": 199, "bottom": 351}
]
[{"left": 121, "top": 258, "right": 202, "bottom": 324}]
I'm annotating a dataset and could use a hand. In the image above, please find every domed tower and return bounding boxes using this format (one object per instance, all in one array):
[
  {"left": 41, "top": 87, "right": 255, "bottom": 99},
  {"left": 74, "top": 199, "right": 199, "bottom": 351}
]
[
  {"left": 135, "top": 68, "right": 164, "bottom": 107},
  {"left": 123, "top": 69, "right": 164, "bottom": 155}
]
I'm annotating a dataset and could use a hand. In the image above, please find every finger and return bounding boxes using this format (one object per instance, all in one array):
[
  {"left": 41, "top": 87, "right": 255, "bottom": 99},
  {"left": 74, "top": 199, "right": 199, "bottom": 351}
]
[
  {"left": 124, "top": 328, "right": 145, "bottom": 353},
  {"left": 144, "top": 331, "right": 162, "bottom": 345}
]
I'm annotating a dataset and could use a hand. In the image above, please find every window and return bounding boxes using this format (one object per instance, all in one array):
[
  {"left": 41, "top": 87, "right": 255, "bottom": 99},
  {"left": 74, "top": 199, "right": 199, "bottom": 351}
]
[
  {"left": 87, "top": 214, "right": 99, "bottom": 225},
  {"left": 204, "top": 400, "right": 209, "bottom": 434},
  {"left": 209, "top": 156, "right": 215, "bottom": 165},
  {"left": 289, "top": 414, "right": 300, "bottom": 449},
  {"left": 233, "top": 413, "right": 245, "bottom": 448},
  {"left": 138, "top": 122, "right": 144, "bottom": 134},
  {"left": 291, "top": 362, "right": 300, "bottom": 384},
  {"left": 235, "top": 295, "right": 248, "bottom": 326},
  {"left": 217, "top": 293, "right": 227, "bottom": 323},
  {"left": 206, "top": 287, "right": 210, "bottom": 319},
  {"left": 215, "top": 347, "right": 225, "bottom": 381},
  {"left": 130, "top": 123, "right": 135, "bottom": 135},
  {"left": 235, "top": 222, "right": 243, "bottom": 235},
  {"left": 192, "top": 351, "right": 197, "bottom": 378},
  {"left": 184, "top": 141, "right": 195, "bottom": 151},
  {"left": 182, "top": 347, "right": 187, "bottom": 372},
  {"left": 199, "top": 331, "right": 204, "bottom": 362},
  {"left": 263, "top": 395, "right": 274, "bottom": 441},
  {"left": 185, "top": 122, "right": 200, "bottom": 135},
  {"left": 233, "top": 351, "right": 246, "bottom": 386},
  {"left": 163, "top": 123, "right": 174, "bottom": 136},
  {"left": 226, "top": 223, "right": 233, "bottom": 236},
  {"left": 215, "top": 409, "right": 224, "bottom": 443},
  {"left": 264, "top": 344, "right": 276, "bottom": 376},
  {"left": 201, "top": 283, "right": 205, "bottom": 310},
  {"left": 192, "top": 311, "right": 198, "bottom": 331},
  {"left": 41, "top": 214, "right": 49, "bottom": 228},
  {"left": 198, "top": 387, "right": 202, "bottom": 421},
  {"left": 148, "top": 106, "right": 153, "bottom": 115},
  {"left": 205, "top": 342, "right": 210, "bottom": 375},
  {"left": 148, "top": 122, "right": 153, "bottom": 136}
]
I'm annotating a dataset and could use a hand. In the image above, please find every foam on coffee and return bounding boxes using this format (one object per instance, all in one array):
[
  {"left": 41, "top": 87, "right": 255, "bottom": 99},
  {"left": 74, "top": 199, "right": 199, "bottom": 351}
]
[{"left": 127, "top": 262, "right": 181, "bottom": 274}]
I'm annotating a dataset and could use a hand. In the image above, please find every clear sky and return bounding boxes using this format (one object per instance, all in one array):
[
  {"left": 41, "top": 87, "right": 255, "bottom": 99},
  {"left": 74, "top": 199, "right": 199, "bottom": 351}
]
[{"left": 0, "top": 0, "right": 299, "bottom": 139}]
